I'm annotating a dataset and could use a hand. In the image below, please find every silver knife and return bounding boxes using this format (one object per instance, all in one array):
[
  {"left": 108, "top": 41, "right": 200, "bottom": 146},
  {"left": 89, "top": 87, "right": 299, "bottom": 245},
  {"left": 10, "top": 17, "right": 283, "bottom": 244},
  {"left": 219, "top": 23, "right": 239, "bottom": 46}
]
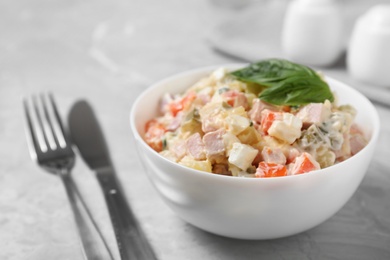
[{"left": 68, "top": 100, "right": 158, "bottom": 260}]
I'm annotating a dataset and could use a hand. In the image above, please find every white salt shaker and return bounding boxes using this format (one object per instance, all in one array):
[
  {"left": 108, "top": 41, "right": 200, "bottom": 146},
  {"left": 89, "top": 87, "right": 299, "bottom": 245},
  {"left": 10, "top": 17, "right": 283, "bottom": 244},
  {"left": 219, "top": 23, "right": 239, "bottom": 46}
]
[
  {"left": 281, "top": 0, "right": 344, "bottom": 67},
  {"left": 347, "top": 5, "right": 390, "bottom": 87}
]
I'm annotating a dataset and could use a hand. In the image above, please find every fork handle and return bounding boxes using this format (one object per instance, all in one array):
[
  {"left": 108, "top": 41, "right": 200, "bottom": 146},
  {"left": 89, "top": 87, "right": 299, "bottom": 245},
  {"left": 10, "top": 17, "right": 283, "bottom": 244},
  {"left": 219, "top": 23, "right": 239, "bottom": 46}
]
[
  {"left": 95, "top": 167, "right": 158, "bottom": 260},
  {"left": 60, "top": 171, "right": 114, "bottom": 260}
]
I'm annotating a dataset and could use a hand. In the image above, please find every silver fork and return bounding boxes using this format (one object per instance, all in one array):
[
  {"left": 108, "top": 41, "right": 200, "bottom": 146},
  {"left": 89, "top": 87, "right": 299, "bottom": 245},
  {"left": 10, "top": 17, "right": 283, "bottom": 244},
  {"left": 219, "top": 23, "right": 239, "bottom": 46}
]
[{"left": 23, "top": 93, "right": 114, "bottom": 260}]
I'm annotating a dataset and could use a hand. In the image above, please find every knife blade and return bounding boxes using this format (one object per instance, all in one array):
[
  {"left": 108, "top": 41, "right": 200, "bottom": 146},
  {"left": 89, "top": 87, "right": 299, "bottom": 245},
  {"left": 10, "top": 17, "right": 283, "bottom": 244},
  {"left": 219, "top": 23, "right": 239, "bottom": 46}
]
[{"left": 68, "top": 100, "right": 158, "bottom": 260}]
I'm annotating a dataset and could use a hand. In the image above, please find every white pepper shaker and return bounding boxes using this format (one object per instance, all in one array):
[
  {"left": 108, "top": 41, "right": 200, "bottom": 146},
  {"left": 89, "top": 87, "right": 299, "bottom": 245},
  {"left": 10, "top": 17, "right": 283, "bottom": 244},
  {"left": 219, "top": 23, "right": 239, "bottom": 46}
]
[
  {"left": 281, "top": 0, "right": 344, "bottom": 67},
  {"left": 347, "top": 5, "right": 390, "bottom": 87}
]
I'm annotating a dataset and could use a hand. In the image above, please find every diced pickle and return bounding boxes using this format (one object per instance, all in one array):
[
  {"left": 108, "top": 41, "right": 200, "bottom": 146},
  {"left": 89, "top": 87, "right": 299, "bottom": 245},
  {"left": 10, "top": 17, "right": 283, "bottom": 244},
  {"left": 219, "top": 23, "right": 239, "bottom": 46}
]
[
  {"left": 299, "top": 124, "right": 344, "bottom": 151},
  {"left": 181, "top": 109, "right": 203, "bottom": 135},
  {"left": 316, "top": 145, "right": 336, "bottom": 168},
  {"left": 338, "top": 105, "right": 356, "bottom": 118},
  {"left": 181, "top": 119, "right": 202, "bottom": 135},
  {"left": 299, "top": 125, "right": 326, "bottom": 149}
]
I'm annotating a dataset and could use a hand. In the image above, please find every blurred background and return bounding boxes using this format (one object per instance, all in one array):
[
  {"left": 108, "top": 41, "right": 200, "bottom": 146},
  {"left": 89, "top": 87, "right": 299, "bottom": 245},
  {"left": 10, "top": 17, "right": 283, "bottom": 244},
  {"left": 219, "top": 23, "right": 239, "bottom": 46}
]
[{"left": 1, "top": 0, "right": 389, "bottom": 259}]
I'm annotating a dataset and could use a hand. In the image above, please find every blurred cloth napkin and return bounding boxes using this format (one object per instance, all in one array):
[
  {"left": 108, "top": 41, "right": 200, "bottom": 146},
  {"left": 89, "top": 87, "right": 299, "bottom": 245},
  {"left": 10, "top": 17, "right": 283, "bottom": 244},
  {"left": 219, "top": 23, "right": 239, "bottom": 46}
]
[{"left": 207, "top": 0, "right": 390, "bottom": 107}]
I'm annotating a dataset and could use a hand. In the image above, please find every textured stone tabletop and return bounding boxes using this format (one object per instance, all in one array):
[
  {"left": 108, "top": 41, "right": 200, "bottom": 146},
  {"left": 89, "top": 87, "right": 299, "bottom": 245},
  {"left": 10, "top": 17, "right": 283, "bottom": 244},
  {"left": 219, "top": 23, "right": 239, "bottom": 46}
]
[{"left": 1, "top": 0, "right": 390, "bottom": 259}]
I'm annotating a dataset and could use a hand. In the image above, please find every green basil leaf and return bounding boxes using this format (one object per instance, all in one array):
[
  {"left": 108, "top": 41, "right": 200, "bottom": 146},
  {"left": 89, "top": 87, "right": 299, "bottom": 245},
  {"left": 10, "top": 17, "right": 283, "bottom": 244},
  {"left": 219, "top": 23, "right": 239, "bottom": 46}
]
[
  {"left": 231, "top": 59, "right": 318, "bottom": 86},
  {"left": 259, "top": 75, "right": 334, "bottom": 106},
  {"left": 230, "top": 59, "right": 334, "bottom": 105}
]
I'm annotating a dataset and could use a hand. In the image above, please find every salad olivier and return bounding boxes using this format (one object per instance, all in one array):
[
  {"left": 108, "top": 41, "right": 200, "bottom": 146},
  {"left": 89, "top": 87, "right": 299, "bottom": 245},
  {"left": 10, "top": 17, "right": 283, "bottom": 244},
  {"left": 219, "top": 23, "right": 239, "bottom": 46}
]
[{"left": 144, "top": 59, "right": 367, "bottom": 178}]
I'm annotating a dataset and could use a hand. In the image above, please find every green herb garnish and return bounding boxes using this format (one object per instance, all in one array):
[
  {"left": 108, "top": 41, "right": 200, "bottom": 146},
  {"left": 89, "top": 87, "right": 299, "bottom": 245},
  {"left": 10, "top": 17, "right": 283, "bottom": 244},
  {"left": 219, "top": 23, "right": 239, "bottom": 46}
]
[
  {"left": 230, "top": 59, "right": 334, "bottom": 106},
  {"left": 218, "top": 87, "right": 230, "bottom": 94},
  {"left": 162, "top": 137, "right": 167, "bottom": 150}
]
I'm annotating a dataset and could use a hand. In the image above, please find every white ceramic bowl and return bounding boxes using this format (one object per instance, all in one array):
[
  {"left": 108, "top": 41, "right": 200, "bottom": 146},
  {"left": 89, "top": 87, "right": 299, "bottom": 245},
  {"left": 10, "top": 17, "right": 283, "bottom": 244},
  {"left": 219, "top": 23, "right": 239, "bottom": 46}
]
[{"left": 130, "top": 65, "right": 380, "bottom": 240}]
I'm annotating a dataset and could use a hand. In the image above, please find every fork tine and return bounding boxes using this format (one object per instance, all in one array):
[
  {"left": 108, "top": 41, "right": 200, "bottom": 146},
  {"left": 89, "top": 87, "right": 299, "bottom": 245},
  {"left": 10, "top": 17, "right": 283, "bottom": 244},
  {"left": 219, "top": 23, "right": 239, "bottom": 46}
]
[
  {"left": 48, "top": 93, "right": 68, "bottom": 148},
  {"left": 23, "top": 98, "right": 42, "bottom": 156},
  {"left": 41, "top": 93, "right": 62, "bottom": 149},
  {"left": 32, "top": 94, "right": 52, "bottom": 151}
]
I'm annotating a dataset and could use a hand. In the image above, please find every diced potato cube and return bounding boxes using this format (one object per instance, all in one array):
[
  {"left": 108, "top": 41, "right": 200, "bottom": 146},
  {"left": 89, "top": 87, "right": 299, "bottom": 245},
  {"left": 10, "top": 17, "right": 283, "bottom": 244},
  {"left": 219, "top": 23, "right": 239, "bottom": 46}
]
[
  {"left": 228, "top": 143, "right": 258, "bottom": 170},
  {"left": 226, "top": 80, "right": 247, "bottom": 92},
  {"left": 230, "top": 106, "right": 247, "bottom": 117},
  {"left": 199, "top": 102, "right": 225, "bottom": 119},
  {"left": 159, "top": 150, "right": 178, "bottom": 162},
  {"left": 211, "top": 91, "right": 225, "bottom": 103},
  {"left": 226, "top": 114, "right": 250, "bottom": 135},
  {"left": 222, "top": 132, "right": 241, "bottom": 156},
  {"left": 179, "top": 156, "right": 212, "bottom": 172},
  {"left": 268, "top": 113, "right": 302, "bottom": 144},
  {"left": 211, "top": 67, "right": 227, "bottom": 81}
]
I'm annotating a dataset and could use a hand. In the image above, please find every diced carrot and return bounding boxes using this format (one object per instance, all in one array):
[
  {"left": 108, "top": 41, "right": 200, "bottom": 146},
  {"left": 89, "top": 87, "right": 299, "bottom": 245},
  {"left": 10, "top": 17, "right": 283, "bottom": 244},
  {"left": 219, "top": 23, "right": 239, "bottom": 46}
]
[
  {"left": 144, "top": 119, "right": 166, "bottom": 152},
  {"left": 260, "top": 110, "right": 280, "bottom": 134},
  {"left": 291, "top": 152, "right": 320, "bottom": 175},
  {"left": 169, "top": 102, "right": 182, "bottom": 117},
  {"left": 255, "top": 162, "right": 287, "bottom": 178},
  {"left": 182, "top": 91, "right": 197, "bottom": 109},
  {"left": 222, "top": 90, "right": 239, "bottom": 107},
  {"left": 169, "top": 91, "right": 197, "bottom": 117}
]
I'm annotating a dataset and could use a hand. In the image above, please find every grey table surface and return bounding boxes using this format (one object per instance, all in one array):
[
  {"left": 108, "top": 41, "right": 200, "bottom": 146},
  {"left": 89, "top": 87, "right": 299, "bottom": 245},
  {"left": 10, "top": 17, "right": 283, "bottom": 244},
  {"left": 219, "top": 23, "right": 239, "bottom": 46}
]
[{"left": 1, "top": 0, "right": 390, "bottom": 259}]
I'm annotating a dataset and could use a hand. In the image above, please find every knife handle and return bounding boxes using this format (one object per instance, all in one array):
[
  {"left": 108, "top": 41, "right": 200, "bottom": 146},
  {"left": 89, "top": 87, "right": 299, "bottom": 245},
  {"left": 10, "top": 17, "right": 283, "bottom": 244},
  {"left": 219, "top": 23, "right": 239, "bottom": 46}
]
[
  {"left": 61, "top": 172, "right": 115, "bottom": 260},
  {"left": 96, "top": 167, "right": 158, "bottom": 260}
]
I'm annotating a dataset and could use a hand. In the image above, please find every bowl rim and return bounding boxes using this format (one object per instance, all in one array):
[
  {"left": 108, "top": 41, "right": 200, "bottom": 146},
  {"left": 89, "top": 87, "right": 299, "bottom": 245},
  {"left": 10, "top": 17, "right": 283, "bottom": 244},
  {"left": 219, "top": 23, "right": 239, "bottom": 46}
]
[{"left": 130, "top": 64, "right": 380, "bottom": 182}]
